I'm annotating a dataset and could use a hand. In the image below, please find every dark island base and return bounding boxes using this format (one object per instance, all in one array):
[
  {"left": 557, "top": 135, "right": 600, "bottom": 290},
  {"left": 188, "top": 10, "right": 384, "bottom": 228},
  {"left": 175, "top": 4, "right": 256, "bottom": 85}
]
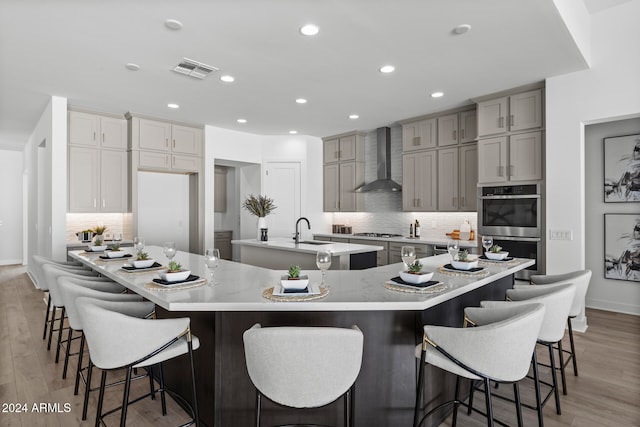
[{"left": 157, "top": 274, "right": 514, "bottom": 427}]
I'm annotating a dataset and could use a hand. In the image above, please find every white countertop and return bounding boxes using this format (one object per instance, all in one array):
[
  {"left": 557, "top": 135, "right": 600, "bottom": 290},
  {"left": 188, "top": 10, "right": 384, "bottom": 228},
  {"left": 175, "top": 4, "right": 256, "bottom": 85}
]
[
  {"left": 313, "top": 233, "right": 478, "bottom": 248},
  {"left": 68, "top": 246, "right": 533, "bottom": 313},
  {"left": 230, "top": 237, "right": 384, "bottom": 255}
]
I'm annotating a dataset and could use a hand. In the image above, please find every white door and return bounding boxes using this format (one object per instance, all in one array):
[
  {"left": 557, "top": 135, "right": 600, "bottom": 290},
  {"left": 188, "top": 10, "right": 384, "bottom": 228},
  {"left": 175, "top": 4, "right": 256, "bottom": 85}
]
[{"left": 264, "top": 162, "right": 301, "bottom": 239}]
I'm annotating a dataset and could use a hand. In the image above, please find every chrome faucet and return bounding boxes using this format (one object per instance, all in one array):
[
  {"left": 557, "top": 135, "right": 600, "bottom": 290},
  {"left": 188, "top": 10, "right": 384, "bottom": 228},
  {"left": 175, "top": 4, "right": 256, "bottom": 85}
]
[{"left": 294, "top": 217, "right": 311, "bottom": 244}]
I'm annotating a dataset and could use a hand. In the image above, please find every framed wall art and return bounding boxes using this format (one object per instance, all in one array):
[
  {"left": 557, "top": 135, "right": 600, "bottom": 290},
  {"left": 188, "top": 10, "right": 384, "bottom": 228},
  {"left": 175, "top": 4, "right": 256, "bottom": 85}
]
[
  {"left": 603, "top": 133, "right": 640, "bottom": 202},
  {"left": 604, "top": 213, "right": 640, "bottom": 282}
]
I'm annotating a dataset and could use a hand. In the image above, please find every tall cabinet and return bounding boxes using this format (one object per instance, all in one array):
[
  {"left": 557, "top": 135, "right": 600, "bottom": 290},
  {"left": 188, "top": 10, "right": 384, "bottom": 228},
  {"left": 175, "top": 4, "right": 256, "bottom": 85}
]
[
  {"left": 68, "top": 110, "right": 128, "bottom": 213},
  {"left": 322, "top": 132, "right": 365, "bottom": 212}
]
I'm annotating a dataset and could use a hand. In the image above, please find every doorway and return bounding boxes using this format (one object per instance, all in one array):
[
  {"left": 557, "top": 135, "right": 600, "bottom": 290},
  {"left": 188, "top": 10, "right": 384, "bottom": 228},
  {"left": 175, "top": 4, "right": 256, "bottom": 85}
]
[{"left": 264, "top": 161, "right": 301, "bottom": 239}]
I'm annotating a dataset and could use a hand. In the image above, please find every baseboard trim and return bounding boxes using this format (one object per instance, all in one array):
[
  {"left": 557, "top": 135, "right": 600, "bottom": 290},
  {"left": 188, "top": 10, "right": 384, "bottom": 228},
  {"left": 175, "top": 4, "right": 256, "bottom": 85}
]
[
  {"left": 587, "top": 298, "right": 640, "bottom": 316},
  {"left": 0, "top": 259, "right": 23, "bottom": 266}
]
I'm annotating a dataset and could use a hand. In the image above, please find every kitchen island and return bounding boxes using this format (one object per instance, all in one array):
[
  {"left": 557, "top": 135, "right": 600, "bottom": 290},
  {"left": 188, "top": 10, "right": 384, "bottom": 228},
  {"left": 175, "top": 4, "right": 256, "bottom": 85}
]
[
  {"left": 69, "top": 247, "right": 534, "bottom": 427},
  {"left": 231, "top": 237, "right": 384, "bottom": 270}
]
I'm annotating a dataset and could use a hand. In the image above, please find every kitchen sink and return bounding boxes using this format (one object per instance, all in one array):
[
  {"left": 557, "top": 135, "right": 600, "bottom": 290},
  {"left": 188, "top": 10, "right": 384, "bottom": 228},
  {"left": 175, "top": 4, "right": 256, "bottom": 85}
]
[{"left": 298, "top": 240, "right": 331, "bottom": 245}]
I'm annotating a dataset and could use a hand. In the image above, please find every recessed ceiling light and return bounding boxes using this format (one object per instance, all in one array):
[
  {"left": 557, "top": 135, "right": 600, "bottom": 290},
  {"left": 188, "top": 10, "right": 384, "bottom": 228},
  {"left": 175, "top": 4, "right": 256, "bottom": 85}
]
[
  {"left": 349, "top": 114, "right": 359, "bottom": 119},
  {"left": 431, "top": 91, "right": 444, "bottom": 98},
  {"left": 220, "top": 75, "right": 235, "bottom": 83},
  {"left": 295, "top": 98, "right": 307, "bottom": 104},
  {"left": 453, "top": 24, "right": 471, "bottom": 35},
  {"left": 289, "top": 130, "right": 298, "bottom": 134},
  {"left": 165, "top": 19, "right": 183, "bottom": 30},
  {"left": 125, "top": 63, "right": 140, "bottom": 71},
  {"left": 167, "top": 103, "right": 180, "bottom": 109},
  {"left": 379, "top": 65, "right": 395, "bottom": 73},
  {"left": 300, "top": 24, "right": 319, "bottom": 36},
  {"left": 237, "top": 118, "right": 247, "bottom": 123}
]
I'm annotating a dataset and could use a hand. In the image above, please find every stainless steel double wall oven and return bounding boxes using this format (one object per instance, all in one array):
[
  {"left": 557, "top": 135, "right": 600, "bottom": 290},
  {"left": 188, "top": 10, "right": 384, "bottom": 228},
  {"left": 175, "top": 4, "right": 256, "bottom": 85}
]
[{"left": 478, "top": 183, "right": 542, "bottom": 279}]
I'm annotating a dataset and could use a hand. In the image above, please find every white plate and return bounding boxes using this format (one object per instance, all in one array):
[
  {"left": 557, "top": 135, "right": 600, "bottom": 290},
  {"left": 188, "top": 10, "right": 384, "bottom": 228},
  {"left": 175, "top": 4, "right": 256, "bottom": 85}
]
[
  {"left": 485, "top": 251, "right": 509, "bottom": 260},
  {"left": 132, "top": 259, "right": 155, "bottom": 268},
  {"left": 280, "top": 274, "right": 309, "bottom": 290},
  {"left": 104, "top": 250, "right": 129, "bottom": 258},
  {"left": 159, "top": 270, "right": 191, "bottom": 282},
  {"left": 451, "top": 259, "right": 479, "bottom": 270},
  {"left": 273, "top": 282, "right": 320, "bottom": 296},
  {"left": 399, "top": 270, "right": 434, "bottom": 284}
]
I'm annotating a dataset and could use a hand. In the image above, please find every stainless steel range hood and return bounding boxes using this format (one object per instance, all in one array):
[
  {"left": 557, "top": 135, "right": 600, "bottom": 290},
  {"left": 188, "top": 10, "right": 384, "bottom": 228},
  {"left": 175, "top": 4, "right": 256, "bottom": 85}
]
[{"left": 355, "top": 127, "right": 402, "bottom": 193}]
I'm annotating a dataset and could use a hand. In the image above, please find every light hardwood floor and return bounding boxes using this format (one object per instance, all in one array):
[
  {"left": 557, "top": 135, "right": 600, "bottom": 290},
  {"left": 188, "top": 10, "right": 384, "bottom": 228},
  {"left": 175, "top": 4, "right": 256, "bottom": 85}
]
[{"left": 0, "top": 264, "right": 638, "bottom": 426}]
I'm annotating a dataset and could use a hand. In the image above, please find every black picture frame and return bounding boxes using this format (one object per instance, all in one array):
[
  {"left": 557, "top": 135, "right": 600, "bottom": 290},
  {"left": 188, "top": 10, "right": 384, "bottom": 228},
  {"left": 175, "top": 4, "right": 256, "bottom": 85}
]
[
  {"left": 604, "top": 213, "right": 640, "bottom": 282},
  {"left": 603, "top": 133, "right": 640, "bottom": 202}
]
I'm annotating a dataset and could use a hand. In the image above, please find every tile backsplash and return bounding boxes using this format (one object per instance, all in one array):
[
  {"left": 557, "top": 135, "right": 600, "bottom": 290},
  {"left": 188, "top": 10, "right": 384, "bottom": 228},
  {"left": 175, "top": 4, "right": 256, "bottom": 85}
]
[{"left": 66, "top": 213, "right": 132, "bottom": 243}]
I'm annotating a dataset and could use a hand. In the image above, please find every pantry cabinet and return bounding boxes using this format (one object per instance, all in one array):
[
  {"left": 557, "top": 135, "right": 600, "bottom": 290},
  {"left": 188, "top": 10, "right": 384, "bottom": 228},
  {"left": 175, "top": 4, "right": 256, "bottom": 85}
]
[{"left": 477, "top": 131, "right": 542, "bottom": 183}]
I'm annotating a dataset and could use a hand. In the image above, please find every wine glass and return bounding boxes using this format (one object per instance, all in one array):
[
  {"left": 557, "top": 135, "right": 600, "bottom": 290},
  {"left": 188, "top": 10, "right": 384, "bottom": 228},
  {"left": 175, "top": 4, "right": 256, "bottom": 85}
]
[
  {"left": 205, "top": 248, "right": 220, "bottom": 284},
  {"left": 447, "top": 239, "right": 460, "bottom": 263},
  {"left": 112, "top": 232, "right": 122, "bottom": 247},
  {"left": 401, "top": 246, "right": 416, "bottom": 270},
  {"left": 316, "top": 250, "right": 332, "bottom": 287},
  {"left": 482, "top": 235, "right": 493, "bottom": 256},
  {"left": 163, "top": 242, "right": 176, "bottom": 262},
  {"left": 134, "top": 236, "right": 145, "bottom": 252}
]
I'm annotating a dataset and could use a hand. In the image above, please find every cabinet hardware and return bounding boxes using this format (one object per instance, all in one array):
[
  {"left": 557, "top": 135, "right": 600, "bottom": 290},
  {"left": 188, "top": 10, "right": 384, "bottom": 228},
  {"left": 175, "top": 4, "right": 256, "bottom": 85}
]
[
  {"left": 102, "top": 133, "right": 105, "bottom": 143},
  {"left": 93, "top": 132, "right": 96, "bottom": 141},
  {"left": 461, "top": 129, "right": 465, "bottom": 139},
  {"left": 461, "top": 197, "right": 465, "bottom": 207},
  {"left": 165, "top": 138, "right": 169, "bottom": 148},
  {"left": 338, "top": 150, "right": 341, "bottom": 159},
  {"left": 510, "top": 115, "right": 514, "bottom": 127},
  {"left": 93, "top": 198, "right": 96, "bottom": 208},
  {"left": 413, "top": 136, "right": 420, "bottom": 146},
  {"left": 102, "top": 199, "right": 105, "bottom": 208},
  {"left": 173, "top": 139, "right": 176, "bottom": 149},
  {"left": 452, "top": 130, "right": 457, "bottom": 140}
]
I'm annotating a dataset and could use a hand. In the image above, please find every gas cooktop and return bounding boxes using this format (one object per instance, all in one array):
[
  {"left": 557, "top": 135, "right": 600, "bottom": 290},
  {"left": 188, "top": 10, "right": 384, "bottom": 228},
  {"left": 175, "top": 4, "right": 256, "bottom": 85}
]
[{"left": 352, "top": 232, "right": 403, "bottom": 238}]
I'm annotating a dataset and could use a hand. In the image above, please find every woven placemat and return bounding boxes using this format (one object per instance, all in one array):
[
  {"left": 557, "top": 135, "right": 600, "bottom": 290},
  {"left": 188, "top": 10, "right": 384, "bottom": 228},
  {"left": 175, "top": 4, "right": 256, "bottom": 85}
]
[
  {"left": 262, "top": 286, "right": 329, "bottom": 302},
  {"left": 384, "top": 281, "right": 447, "bottom": 294},
  {"left": 144, "top": 278, "right": 208, "bottom": 291},
  {"left": 437, "top": 266, "right": 491, "bottom": 278}
]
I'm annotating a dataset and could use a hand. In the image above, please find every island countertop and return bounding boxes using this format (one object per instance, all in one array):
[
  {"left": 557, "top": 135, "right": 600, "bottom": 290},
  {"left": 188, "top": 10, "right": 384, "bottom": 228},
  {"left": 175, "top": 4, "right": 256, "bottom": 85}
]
[
  {"left": 230, "top": 237, "right": 384, "bottom": 255},
  {"left": 68, "top": 246, "right": 534, "bottom": 313}
]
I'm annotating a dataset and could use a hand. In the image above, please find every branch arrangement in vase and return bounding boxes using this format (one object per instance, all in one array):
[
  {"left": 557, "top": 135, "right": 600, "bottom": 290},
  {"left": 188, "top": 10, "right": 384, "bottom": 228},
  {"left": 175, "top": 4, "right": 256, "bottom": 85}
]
[{"left": 242, "top": 194, "right": 277, "bottom": 217}]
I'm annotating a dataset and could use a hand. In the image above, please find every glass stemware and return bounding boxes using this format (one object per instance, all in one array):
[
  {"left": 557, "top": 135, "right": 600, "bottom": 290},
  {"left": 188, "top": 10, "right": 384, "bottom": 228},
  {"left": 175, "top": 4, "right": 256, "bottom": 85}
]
[
  {"left": 134, "top": 236, "right": 145, "bottom": 252},
  {"left": 163, "top": 242, "right": 176, "bottom": 262},
  {"left": 482, "top": 235, "right": 493, "bottom": 254},
  {"left": 112, "top": 232, "right": 122, "bottom": 246},
  {"left": 401, "top": 245, "right": 416, "bottom": 270},
  {"left": 447, "top": 239, "right": 460, "bottom": 263},
  {"left": 316, "top": 250, "right": 332, "bottom": 287},
  {"left": 205, "top": 248, "right": 220, "bottom": 284}
]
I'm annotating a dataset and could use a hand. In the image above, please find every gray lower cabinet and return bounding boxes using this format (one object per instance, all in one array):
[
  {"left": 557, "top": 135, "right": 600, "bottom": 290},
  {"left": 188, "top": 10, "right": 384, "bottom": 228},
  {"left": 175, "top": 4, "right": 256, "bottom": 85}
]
[
  {"left": 388, "top": 242, "right": 432, "bottom": 264},
  {"left": 349, "top": 239, "right": 388, "bottom": 266},
  {"left": 214, "top": 231, "right": 233, "bottom": 261}
]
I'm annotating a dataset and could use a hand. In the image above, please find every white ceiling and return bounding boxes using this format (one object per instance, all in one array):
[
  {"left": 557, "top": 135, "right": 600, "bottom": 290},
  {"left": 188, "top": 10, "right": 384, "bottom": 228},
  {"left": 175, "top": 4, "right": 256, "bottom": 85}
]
[{"left": 0, "top": 0, "right": 603, "bottom": 150}]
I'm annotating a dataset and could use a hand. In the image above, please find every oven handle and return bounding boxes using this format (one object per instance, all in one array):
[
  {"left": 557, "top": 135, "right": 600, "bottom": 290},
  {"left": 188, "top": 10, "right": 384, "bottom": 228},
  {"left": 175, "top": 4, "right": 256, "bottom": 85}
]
[
  {"left": 493, "top": 236, "right": 541, "bottom": 242},
  {"left": 479, "top": 194, "right": 540, "bottom": 200}
]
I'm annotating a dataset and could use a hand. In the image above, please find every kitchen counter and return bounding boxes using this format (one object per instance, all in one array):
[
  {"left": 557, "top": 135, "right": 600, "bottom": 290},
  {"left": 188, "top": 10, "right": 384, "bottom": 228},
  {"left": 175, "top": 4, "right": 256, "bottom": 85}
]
[
  {"left": 313, "top": 232, "right": 478, "bottom": 248},
  {"left": 231, "top": 237, "right": 384, "bottom": 270}
]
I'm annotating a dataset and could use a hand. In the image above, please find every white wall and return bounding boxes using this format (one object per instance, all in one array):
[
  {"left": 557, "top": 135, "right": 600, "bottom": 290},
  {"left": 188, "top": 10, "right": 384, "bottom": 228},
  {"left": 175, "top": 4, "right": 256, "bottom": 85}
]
[
  {"left": 546, "top": 2, "right": 640, "bottom": 317},
  {"left": 0, "top": 150, "right": 24, "bottom": 264}
]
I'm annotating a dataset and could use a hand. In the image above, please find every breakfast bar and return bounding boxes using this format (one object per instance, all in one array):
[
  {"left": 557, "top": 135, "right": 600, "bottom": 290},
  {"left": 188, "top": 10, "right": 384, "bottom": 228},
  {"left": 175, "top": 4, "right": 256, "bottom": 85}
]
[{"left": 68, "top": 246, "right": 534, "bottom": 427}]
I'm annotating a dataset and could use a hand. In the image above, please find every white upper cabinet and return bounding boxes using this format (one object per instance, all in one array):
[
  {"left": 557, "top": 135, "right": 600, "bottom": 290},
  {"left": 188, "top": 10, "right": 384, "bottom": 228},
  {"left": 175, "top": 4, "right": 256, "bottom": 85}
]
[
  {"left": 171, "top": 124, "right": 202, "bottom": 155},
  {"left": 402, "top": 118, "right": 437, "bottom": 151},
  {"left": 477, "top": 89, "right": 543, "bottom": 137},
  {"left": 138, "top": 119, "right": 172, "bottom": 151},
  {"left": 69, "top": 111, "right": 127, "bottom": 149},
  {"left": 459, "top": 110, "right": 478, "bottom": 143}
]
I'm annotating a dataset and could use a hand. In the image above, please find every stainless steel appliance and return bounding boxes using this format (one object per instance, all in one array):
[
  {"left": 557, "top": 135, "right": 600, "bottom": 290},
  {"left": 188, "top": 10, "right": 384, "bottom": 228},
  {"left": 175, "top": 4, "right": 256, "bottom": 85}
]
[{"left": 478, "top": 183, "right": 542, "bottom": 279}]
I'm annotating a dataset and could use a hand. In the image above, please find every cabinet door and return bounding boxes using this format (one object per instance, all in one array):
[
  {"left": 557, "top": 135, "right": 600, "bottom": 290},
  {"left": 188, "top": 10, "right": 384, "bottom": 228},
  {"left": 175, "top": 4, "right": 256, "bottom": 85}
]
[
  {"left": 509, "top": 131, "right": 542, "bottom": 181},
  {"left": 100, "top": 150, "right": 127, "bottom": 212},
  {"left": 323, "top": 164, "right": 339, "bottom": 212},
  {"left": 438, "top": 114, "right": 459, "bottom": 147},
  {"left": 459, "top": 144, "right": 478, "bottom": 211},
  {"left": 509, "top": 89, "right": 542, "bottom": 132},
  {"left": 338, "top": 135, "right": 357, "bottom": 161},
  {"left": 139, "top": 150, "right": 170, "bottom": 170},
  {"left": 478, "top": 136, "right": 508, "bottom": 183},
  {"left": 402, "top": 153, "right": 418, "bottom": 211},
  {"left": 171, "top": 154, "right": 201, "bottom": 172},
  {"left": 339, "top": 161, "right": 363, "bottom": 212},
  {"left": 139, "top": 119, "right": 171, "bottom": 151},
  {"left": 477, "top": 97, "right": 508, "bottom": 137},
  {"left": 415, "top": 151, "right": 438, "bottom": 211},
  {"left": 323, "top": 139, "right": 340, "bottom": 163},
  {"left": 402, "top": 119, "right": 436, "bottom": 151},
  {"left": 459, "top": 110, "right": 477, "bottom": 143},
  {"left": 68, "top": 146, "right": 99, "bottom": 212},
  {"left": 100, "top": 117, "right": 127, "bottom": 149},
  {"left": 438, "top": 148, "right": 459, "bottom": 210},
  {"left": 69, "top": 111, "right": 100, "bottom": 147},
  {"left": 172, "top": 124, "right": 202, "bottom": 155}
]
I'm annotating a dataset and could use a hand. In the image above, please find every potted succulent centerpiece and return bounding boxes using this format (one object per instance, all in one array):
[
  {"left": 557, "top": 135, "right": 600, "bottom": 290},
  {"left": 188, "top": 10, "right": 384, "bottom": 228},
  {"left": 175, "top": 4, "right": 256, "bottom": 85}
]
[
  {"left": 104, "top": 241, "right": 128, "bottom": 258},
  {"left": 485, "top": 245, "right": 509, "bottom": 260},
  {"left": 242, "top": 194, "right": 277, "bottom": 241},
  {"left": 88, "top": 225, "right": 108, "bottom": 251},
  {"left": 399, "top": 260, "right": 434, "bottom": 284},
  {"left": 132, "top": 250, "right": 155, "bottom": 268},
  {"left": 159, "top": 261, "right": 191, "bottom": 282},
  {"left": 451, "top": 249, "right": 479, "bottom": 270},
  {"left": 280, "top": 265, "right": 309, "bottom": 290}
]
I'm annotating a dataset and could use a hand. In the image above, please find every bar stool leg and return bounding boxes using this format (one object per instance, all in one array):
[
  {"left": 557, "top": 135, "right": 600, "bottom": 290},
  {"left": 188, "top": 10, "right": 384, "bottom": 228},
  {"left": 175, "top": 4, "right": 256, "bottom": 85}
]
[
  {"left": 568, "top": 318, "right": 578, "bottom": 376},
  {"left": 62, "top": 327, "right": 73, "bottom": 379},
  {"left": 95, "top": 370, "right": 107, "bottom": 427},
  {"left": 47, "top": 307, "right": 58, "bottom": 350},
  {"left": 75, "top": 333, "right": 85, "bottom": 395},
  {"left": 119, "top": 367, "right": 133, "bottom": 427},
  {"left": 452, "top": 376, "right": 460, "bottom": 426},
  {"left": 55, "top": 307, "right": 66, "bottom": 363},
  {"left": 467, "top": 380, "right": 476, "bottom": 415},
  {"left": 531, "top": 350, "right": 544, "bottom": 427},
  {"left": 483, "top": 377, "right": 494, "bottom": 427},
  {"left": 82, "top": 361, "right": 93, "bottom": 421},
  {"left": 255, "top": 391, "right": 262, "bottom": 427},
  {"left": 158, "top": 363, "right": 167, "bottom": 415},
  {"left": 513, "top": 383, "right": 523, "bottom": 427},
  {"left": 188, "top": 341, "right": 200, "bottom": 426},
  {"left": 558, "top": 340, "right": 567, "bottom": 395},
  {"left": 43, "top": 293, "right": 51, "bottom": 340},
  {"left": 548, "top": 343, "right": 561, "bottom": 415},
  {"left": 413, "top": 349, "right": 426, "bottom": 427}
]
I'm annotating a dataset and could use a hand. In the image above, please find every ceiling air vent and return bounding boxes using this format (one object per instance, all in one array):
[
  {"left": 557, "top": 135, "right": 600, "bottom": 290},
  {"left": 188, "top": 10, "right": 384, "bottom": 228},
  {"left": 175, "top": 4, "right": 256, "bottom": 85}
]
[{"left": 172, "top": 58, "right": 218, "bottom": 79}]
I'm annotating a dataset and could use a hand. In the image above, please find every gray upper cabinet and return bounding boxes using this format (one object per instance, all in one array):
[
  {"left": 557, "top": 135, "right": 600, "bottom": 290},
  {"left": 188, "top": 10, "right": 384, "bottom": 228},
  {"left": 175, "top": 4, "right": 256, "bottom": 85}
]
[
  {"left": 323, "top": 133, "right": 364, "bottom": 163},
  {"left": 322, "top": 132, "right": 365, "bottom": 212},
  {"left": 477, "top": 131, "right": 542, "bottom": 183},
  {"left": 459, "top": 110, "right": 478, "bottom": 143},
  {"left": 402, "top": 118, "right": 437, "bottom": 152},
  {"left": 459, "top": 144, "right": 478, "bottom": 211},
  {"left": 437, "top": 114, "right": 459, "bottom": 147},
  {"left": 437, "top": 148, "right": 459, "bottom": 210},
  {"left": 477, "top": 89, "right": 543, "bottom": 137},
  {"left": 402, "top": 150, "right": 437, "bottom": 211}
]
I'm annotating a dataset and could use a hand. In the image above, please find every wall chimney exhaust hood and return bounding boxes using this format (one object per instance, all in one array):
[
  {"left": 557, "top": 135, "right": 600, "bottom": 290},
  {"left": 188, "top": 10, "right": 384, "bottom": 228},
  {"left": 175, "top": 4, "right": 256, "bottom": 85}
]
[{"left": 355, "top": 127, "right": 402, "bottom": 193}]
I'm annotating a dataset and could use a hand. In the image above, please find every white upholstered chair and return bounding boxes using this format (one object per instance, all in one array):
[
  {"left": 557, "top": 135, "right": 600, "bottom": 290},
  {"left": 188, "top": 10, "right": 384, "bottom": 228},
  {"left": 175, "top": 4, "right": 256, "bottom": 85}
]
[
  {"left": 76, "top": 296, "right": 200, "bottom": 427},
  {"left": 480, "top": 283, "right": 576, "bottom": 427},
  {"left": 413, "top": 303, "right": 545, "bottom": 427},
  {"left": 243, "top": 324, "right": 364, "bottom": 427}
]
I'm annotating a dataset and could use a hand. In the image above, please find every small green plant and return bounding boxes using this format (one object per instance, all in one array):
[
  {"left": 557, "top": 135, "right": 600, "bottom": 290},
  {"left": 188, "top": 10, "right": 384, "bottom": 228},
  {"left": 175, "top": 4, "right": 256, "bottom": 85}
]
[
  {"left": 287, "top": 265, "right": 301, "bottom": 279},
  {"left": 136, "top": 251, "right": 149, "bottom": 260},
  {"left": 110, "top": 242, "right": 121, "bottom": 251},
  {"left": 408, "top": 260, "right": 423, "bottom": 274},
  {"left": 458, "top": 249, "right": 469, "bottom": 261},
  {"left": 93, "top": 225, "right": 108, "bottom": 235},
  {"left": 168, "top": 261, "right": 182, "bottom": 272},
  {"left": 490, "top": 245, "right": 502, "bottom": 253},
  {"left": 94, "top": 236, "right": 104, "bottom": 246}
]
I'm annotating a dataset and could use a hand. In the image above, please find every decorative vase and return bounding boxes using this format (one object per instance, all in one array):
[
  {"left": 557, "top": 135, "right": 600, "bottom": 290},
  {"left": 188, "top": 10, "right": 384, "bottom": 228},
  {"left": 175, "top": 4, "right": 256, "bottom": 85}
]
[{"left": 257, "top": 217, "right": 268, "bottom": 241}]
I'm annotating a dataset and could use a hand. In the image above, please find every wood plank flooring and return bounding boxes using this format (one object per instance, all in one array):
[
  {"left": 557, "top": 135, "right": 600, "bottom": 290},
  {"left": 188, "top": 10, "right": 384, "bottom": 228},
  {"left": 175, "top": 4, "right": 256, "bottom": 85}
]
[{"left": 1, "top": 264, "right": 638, "bottom": 426}]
